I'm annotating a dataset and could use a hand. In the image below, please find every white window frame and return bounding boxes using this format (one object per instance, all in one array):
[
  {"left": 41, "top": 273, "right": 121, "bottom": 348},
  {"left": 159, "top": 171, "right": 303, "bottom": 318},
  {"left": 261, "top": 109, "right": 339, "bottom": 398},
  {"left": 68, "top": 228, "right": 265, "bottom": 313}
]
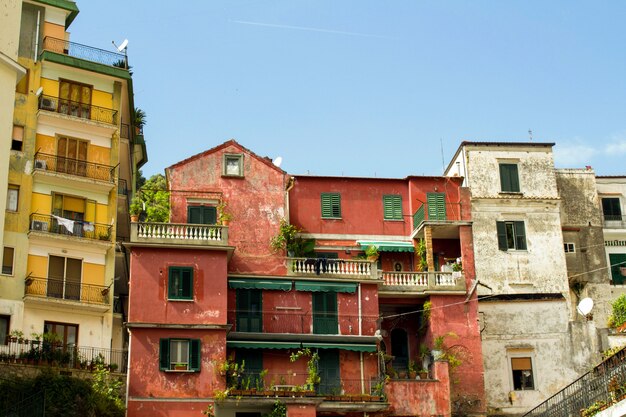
[
  {"left": 170, "top": 339, "right": 190, "bottom": 370},
  {"left": 564, "top": 243, "right": 575, "bottom": 253},
  {"left": 508, "top": 350, "right": 536, "bottom": 392},
  {"left": 222, "top": 153, "right": 244, "bottom": 177}
]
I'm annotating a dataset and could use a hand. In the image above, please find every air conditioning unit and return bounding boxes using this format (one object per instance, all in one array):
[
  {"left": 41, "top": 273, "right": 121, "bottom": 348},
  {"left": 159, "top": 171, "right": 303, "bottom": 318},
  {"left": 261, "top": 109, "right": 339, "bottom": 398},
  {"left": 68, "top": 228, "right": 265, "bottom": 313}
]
[
  {"left": 34, "top": 160, "right": 47, "bottom": 170},
  {"left": 31, "top": 220, "right": 49, "bottom": 232},
  {"left": 40, "top": 97, "right": 57, "bottom": 111}
]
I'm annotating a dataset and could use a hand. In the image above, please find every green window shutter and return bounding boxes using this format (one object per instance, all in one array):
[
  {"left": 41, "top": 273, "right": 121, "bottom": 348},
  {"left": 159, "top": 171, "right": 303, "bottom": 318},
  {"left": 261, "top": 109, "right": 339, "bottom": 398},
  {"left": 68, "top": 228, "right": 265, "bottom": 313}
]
[
  {"left": 190, "top": 339, "right": 201, "bottom": 372},
  {"left": 187, "top": 206, "right": 217, "bottom": 224},
  {"left": 169, "top": 267, "right": 193, "bottom": 300},
  {"left": 181, "top": 268, "right": 193, "bottom": 299},
  {"left": 188, "top": 206, "right": 201, "bottom": 224},
  {"left": 514, "top": 221, "right": 527, "bottom": 250},
  {"left": 609, "top": 254, "right": 626, "bottom": 285},
  {"left": 321, "top": 193, "right": 341, "bottom": 218},
  {"left": 427, "top": 193, "right": 446, "bottom": 221},
  {"left": 159, "top": 338, "right": 170, "bottom": 370},
  {"left": 168, "top": 268, "right": 178, "bottom": 299},
  {"left": 236, "top": 289, "right": 262, "bottom": 332},
  {"left": 313, "top": 292, "right": 338, "bottom": 334},
  {"left": 500, "top": 164, "right": 520, "bottom": 192},
  {"left": 383, "top": 195, "right": 402, "bottom": 220},
  {"left": 318, "top": 349, "right": 341, "bottom": 394},
  {"left": 496, "top": 221, "right": 508, "bottom": 251}
]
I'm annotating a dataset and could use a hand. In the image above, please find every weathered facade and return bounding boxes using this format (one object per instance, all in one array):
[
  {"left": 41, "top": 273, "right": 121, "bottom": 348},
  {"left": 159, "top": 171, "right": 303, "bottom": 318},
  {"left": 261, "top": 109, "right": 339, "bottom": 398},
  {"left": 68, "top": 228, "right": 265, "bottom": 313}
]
[{"left": 126, "top": 140, "right": 486, "bottom": 417}]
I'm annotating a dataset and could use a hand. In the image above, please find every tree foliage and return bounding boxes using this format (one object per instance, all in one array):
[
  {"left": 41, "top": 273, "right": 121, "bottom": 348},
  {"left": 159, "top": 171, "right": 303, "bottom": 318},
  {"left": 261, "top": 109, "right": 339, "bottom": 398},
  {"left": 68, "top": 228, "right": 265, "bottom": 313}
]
[
  {"left": 608, "top": 294, "right": 626, "bottom": 329},
  {"left": 139, "top": 173, "right": 170, "bottom": 222}
]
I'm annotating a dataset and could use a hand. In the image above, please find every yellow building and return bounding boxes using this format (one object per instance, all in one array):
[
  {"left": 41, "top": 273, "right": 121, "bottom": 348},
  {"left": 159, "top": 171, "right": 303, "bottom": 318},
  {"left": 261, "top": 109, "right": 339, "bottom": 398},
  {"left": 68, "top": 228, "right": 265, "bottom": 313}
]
[{"left": 1, "top": 0, "right": 146, "bottom": 355}]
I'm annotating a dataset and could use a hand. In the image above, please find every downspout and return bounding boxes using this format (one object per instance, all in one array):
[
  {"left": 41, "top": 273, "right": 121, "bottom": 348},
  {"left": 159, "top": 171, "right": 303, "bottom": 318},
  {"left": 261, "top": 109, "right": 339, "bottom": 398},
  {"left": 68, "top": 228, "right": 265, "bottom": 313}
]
[
  {"left": 125, "top": 329, "right": 132, "bottom": 406},
  {"left": 34, "top": 10, "right": 41, "bottom": 62},
  {"left": 360, "top": 352, "right": 365, "bottom": 394},
  {"left": 358, "top": 283, "right": 362, "bottom": 336}
]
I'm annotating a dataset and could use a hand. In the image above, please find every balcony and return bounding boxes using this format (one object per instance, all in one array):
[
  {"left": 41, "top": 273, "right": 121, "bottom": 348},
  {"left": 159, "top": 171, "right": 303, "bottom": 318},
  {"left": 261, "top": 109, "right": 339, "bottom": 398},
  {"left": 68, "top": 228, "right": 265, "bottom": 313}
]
[
  {"left": 33, "top": 152, "right": 115, "bottom": 184},
  {"left": 0, "top": 338, "right": 127, "bottom": 373},
  {"left": 287, "top": 257, "right": 377, "bottom": 280},
  {"left": 24, "top": 276, "right": 110, "bottom": 307},
  {"left": 603, "top": 214, "right": 626, "bottom": 229},
  {"left": 38, "top": 94, "right": 118, "bottom": 125},
  {"left": 29, "top": 214, "right": 112, "bottom": 243},
  {"left": 412, "top": 201, "right": 468, "bottom": 239},
  {"left": 130, "top": 222, "right": 229, "bottom": 247},
  {"left": 228, "top": 310, "right": 378, "bottom": 336},
  {"left": 40, "top": 36, "right": 128, "bottom": 69},
  {"left": 379, "top": 271, "right": 465, "bottom": 294}
]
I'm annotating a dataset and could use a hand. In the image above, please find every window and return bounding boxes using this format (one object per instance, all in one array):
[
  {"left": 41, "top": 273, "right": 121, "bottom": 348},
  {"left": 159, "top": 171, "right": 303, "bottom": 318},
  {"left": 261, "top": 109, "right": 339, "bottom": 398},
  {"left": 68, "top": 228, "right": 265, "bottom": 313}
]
[
  {"left": 223, "top": 153, "right": 244, "bottom": 177},
  {"left": 47, "top": 255, "right": 82, "bottom": 300},
  {"left": 168, "top": 267, "right": 193, "bottom": 300},
  {"left": 609, "top": 254, "right": 626, "bottom": 285},
  {"left": 59, "top": 79, "right": 92, "bottom": 120},
  {"left": 321, "top": 193, "right": 341, "bottom": 218},
  {"left": 187, "top": 206, "right": 217, "bottom": 225},
  {"left": 11, "top": 125, "right": 24, "bottom": 151},
  {"left": 236, "top": 349, "right": 263, "bottom": 387},
  {"left": 383, "top": 195, "right": 402, "bottom": 220},
  {"left": 6, "top": 186, "right": 18, "bottom": 212},
  {"left": 2, "top": 247, "right": 14, "bottom": 275},
  {"left": 313, "top": 292, "right": 338, "bottom": 334},
  {"left": 564, "top": 243, "right": 575, "bottom": 253},
  {"left": 0, "top": 315, "right": 9, "bottom": 345},
  {"left": 159, "top": 338, "right": 201, "bottom": 372},
  {"left": 236, "top": 289, "right": 262, "bottom": 332},
  {"left": 57, "top": 137, "right": 88, "bottom": 176},
  {"left": 511, "top": 357, "right": 535, "bottom": 390},
  {"left": 44, "top": 321, "right": 78, "bottom": 348},
  {"left": 427, "top": 192, "right": 446, "bottom": 221},
  {"left": 496, "top": 221, "right": 527, "bottom": 251},
  {"left": 499, "top": 163, "right": 520, "bottom": 193},
  {"left": 602, "top": 198, "right": 622, "bottom": 221}
]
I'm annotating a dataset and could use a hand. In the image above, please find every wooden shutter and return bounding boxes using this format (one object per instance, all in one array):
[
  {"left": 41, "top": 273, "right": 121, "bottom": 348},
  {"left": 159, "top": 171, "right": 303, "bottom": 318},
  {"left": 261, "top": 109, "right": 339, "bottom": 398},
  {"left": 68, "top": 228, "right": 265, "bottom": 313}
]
[
  {"left": 187, "top": 206, "right": 217, "bottom": 225},
  {"left": 159, "top": 338, "right": 170, "bottom": 370},
  {"left": 383, "top": 195, "right": 402, "bottom": 220},
  {"left": 318, "top": 350, "right": 340, "bottom": 394},
  {"left": 190, "top": 339, "right": 201, "bottom": 372},
  {"left": 500, "top": 164, "right": 520, "bottom": 192},
  {"left": 321, "top": 193, "right": 341, "bottom": 218},
  {"left": 181, "top": 268, "right": 193, "bottom": 299},
  {"left": 168, "top": 268, "right": 178, "bottom": 299},
  {"left": 514, "top": 221, "right": 527, "bottom": 250},
  {"left": 427, "top": 193, "right": 446, "bottom": 221},
  {"left": 496, "top": 222, "right": 508, "bottom": 251},
  {"left": 313, "top": 292, "right": 338, "bottom": 335},
  {"left": 511, "top": 357, "right": 532, "bottom": 371}
]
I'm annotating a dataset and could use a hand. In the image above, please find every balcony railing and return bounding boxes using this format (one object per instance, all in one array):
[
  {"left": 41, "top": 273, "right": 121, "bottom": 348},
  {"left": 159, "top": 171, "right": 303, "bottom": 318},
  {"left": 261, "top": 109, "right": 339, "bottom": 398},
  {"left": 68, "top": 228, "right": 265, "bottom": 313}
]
[
  {"left": 131, "top": 222, "right": 228, "bottom": 246},
  {"left": 380, "top": 271, "right": 465, "bottom": 292},
  {"left": 41, "top": 36, "right": 128, "bottom": 69},
  {"left": 0, "top": 338, "right": 127, "bottom": 373},
  {"left": 228, "top": 310, "right": 379, "bottom": 335},
  {"left": 603, "top": 215, "right": 626, "bottom": 229},
  {"left": 523, "top": 347, "right": 626, "bottom": 417},
  {"left": 38, "top": 94, "right": 118, "bottom": 125},
  {"left": 287, "top": 257, "right": 378, "bottom": 280},
  {"left": 412, "top": 201, "right": 462, "bottom": 229},
  {"left": 29, "top": 213, "right": 112, "bottom": 242},
  {"left": 34, "top": 152, "right": 115, "bottom": 183},
  {"left": 25, "top": 276, "right": 110, "bottom": 305},
  {"left": 118, "top": 178, "right": 128, "bottom": 196}
]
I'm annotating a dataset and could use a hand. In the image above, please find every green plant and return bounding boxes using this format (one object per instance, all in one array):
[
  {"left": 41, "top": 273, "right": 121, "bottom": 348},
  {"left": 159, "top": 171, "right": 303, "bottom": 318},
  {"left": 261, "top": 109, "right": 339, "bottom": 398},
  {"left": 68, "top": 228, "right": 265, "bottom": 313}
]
[
  {"left": 217, "top": 200, "right": 233, "bottom": 224},
  {"left": 213, "top": 388, "right": 229, "bottom": 402},
  {"left": 365, "top": 245, "right": 379, "bottom": 260},
  {"left": 270, "top": 219, "right": 315, "bottom": 257},
  {"left": 608, "top": 294, "right": 626, "bottom": 330},
  {"left": 416, "top": 239, "right": 428, "bottom": 271},
  {"left": 129, "top": 196, "right": 143, "bottom": 216},
  {"left": 92, "top": 363, "right": 125, "bottom": 410},
  {"left": 408, "top": 360, "right": 418, "bottom": 375},
  {"left": 290, "top": 348, "right": 320, "bottom": 390},
  {"left": 602, "top": 346, "right": 623, "bottom": 360},
  {"left": 134, "top": 107, "right": 146, "bottom": 129},
  {"left": 202, "top": 403, "right": 215, "bottom": 417},
  {"left": 452, "top": 259, "right": 463, "bottom": 272},
  {"left": 432, "top": 332, "right": 463, "bottom": 372},
  {"left": 139, "top": 174, "right": 170, "bottom": 222},
  {"left": 264, "top": 400, "right": 287, "bottom": 417},
  {"left": 9, "top": 330, "right": 24, "bottom": 341},
  {"left": 581, "top": 400, "right": 607, "bottom": 417}
]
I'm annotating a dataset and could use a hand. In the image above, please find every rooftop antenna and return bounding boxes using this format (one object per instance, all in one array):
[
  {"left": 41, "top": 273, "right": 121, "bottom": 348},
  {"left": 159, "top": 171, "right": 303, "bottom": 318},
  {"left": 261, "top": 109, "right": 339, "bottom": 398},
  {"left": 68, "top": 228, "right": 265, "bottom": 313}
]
[
  {"left": 112, "top": 39, "right": 129, "bottom": 68},
  {"left": 528, "top": 129, "right": 533, "bottom": 141}
]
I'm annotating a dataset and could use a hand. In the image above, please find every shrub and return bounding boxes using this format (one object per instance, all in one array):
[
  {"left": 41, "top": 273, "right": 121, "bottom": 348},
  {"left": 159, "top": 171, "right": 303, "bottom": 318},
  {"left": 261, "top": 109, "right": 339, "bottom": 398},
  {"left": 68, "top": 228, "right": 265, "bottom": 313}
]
[{"left": 608, "top": 294, "right": 626, "bottom": 329}]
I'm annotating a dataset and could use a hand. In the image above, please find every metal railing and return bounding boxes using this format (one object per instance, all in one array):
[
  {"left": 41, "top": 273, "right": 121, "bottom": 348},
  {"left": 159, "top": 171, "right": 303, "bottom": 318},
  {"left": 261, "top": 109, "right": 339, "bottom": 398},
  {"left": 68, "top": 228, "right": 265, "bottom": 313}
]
[
  {"left": 118, "top": 178, "right": 128, "bottom": 196},
  {"left": 34, "top": 152, "right": 115, "bottom": 183},
  {"left": 29, "top": 213, "right": 112, "bottom": 242},
  {"left": 131, "top": 222, "right": 228, "bottom": 245},
  {"left": 412, "top": 201, "right": 463, "bottom": 229},
  {"left": 41, "top": 36, "right": 128, "bottom": 68},
  {"left": 603, "top": 215, "right": 626, "bottom": 229},
  {"left": 0, "top": 338, "right": 127, "bottom": 373},
  {"left": 38, "top": 94, "right": 118, "bottom": 125},
  {"left": 24, "top": 276, "right": 110, "bottom": 305},
  {"left": 523, "top": 347, "right": 626, "bottom": 417},
  {"left": 287, "top": 257, "right": 378, "bottom": 280},
  {"left": 228, "top": 310, "right": 379, "bottom": 335},
  {"left": 380, "top": 271, "right": 465, "bottom": 292}
]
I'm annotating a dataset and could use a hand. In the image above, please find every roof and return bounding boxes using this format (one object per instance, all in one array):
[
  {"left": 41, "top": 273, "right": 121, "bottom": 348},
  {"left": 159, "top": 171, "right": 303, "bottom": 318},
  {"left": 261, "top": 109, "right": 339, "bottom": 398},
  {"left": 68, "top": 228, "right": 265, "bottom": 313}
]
[{"left": 166, "top": 139, "right": 286, "bottom": 175}]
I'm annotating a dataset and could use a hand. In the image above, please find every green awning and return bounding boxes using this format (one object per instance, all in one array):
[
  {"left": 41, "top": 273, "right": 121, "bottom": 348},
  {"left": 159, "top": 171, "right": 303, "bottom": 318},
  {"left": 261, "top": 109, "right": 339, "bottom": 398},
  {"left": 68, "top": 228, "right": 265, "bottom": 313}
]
[
  {"left": 357, "top": 240, "right": 414, "bottom": 253},
  {"left": 227, "top": 341, "right": 377, "bottom": 352},
  {"left": 228, "top": 279, "right": 292, "bottom": 291},
  {"left": 294, "top": 281, "right": 357, "bottom": 293}
]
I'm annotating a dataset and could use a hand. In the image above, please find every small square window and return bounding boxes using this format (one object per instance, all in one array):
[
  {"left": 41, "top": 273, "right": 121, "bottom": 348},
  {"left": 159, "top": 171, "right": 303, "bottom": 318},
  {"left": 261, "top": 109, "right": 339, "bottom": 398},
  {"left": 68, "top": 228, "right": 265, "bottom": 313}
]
[
  {"left": 11, "top": 126, "right": 24, "bottom": 151},
  {"left": 2, "top": 247, "right": 14, "bottom": 275},
  {"left": 511, "top": 357, "right": 534, "bottom": 390},
  {"left": 223, "top": 154, "right": 244, "bottom": 177},
  {"left": 159, "top": 338, "right": 200, "bottom": 372},
  {"left": 499, "top": 163, "right": 520, "bottom": 193},
  {"left": 168, "top": 266, "right": 193, "bottom": 300},
  {"left": 321, "top": 193, "right": 341, "bottom": 218},
  {"left": 564, "top": 243, "right": 575, "bottom": 253},
  {"left": 6, "top": 186, "right": 18, "bottom": 212}
]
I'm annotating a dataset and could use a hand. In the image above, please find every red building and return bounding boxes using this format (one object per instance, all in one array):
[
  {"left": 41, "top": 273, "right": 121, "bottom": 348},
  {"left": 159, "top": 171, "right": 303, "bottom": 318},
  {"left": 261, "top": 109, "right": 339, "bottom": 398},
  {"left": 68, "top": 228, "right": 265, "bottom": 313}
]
[{"left": 125, "top": 140, "right": 485, "bottom": 417}]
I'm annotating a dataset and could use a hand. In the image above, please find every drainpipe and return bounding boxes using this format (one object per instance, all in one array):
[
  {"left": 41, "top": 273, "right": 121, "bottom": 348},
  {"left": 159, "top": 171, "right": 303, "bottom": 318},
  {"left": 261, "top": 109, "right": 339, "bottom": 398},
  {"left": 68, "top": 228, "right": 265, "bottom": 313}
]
[
  {"left": 34, "top": 10, "right": 41, "bottom": 62},
  {"left": 360, "top": 351, "right": 365, "bottom": 394},
  {"left": 125, "top": 329, "right": 132, "bottom": 406},
  {"left": 358, "top": 283, "right": 362, "bottom": 336}
]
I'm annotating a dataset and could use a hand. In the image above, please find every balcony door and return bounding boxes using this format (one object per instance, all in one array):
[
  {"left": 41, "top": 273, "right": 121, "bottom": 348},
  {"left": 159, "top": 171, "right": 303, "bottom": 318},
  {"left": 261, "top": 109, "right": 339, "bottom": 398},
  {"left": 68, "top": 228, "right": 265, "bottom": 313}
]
[
  {"left": 236, "top": 289, "right": 262, "bottom": 332},
  {"left": 47, "top": 255, "right": 82, "bottom": 301},
  {"left": 391, "top": 328, "right": 409, "bottom": 373},
  {"left": 317, "top": 349, "right": 340, "bottom": 394},
  {"left": 57, "top": 137, "right": 88, "bottom": 176},
  {"left": 187, "top": 206, "right": 217, "bottom": 225},
  {"left": 313, "top": 292, "right": 338, "bottom": 334},
  {"left": 44, "top": 321, "right": 78, "bottom": 349},
  {"left": 59, "top": 79, "right": 91, "bottom": 120}
]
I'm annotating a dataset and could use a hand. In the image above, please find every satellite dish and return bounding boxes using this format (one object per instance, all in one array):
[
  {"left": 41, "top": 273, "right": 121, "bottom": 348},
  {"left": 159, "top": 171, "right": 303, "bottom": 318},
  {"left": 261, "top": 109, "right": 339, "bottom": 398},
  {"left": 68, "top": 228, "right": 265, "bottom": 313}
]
[
  {"left": 273, "top": 156, "right": 283, "bottom": 167},
  {"left": 577, "top": 298, "right": 594, "bottom": 316},
  {"left": 35, "top": 87, "right": 43, "bottom": 96},
  {"left": 117, "top": 39, "right": 129, "bottom": 52}
]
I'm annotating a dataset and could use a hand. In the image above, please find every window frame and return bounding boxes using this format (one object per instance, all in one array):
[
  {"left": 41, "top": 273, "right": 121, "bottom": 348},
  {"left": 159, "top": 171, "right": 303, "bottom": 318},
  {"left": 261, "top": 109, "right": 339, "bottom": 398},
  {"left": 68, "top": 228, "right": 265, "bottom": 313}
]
[
  {"left": 0, "top": 315, "right": 9, "bottom": 345},
  {"left": 222, "top": 153, "right": 244, "bottom": 177},
  {"left": 11, "top": 125, "right": 24, "bottom": 152},
  {"left": 168, "top": 266, "right": 194, "bottom": 301},
  {"left": 321, "top": 193, "right": 341, "bottom": 219},
  {"left": 496, "top": 221, "right": 527, "bottom": 251},
  {"left": 159, "top": 338, "right": 201, "bottom": 372},
  {"left": 383, "top": 195, "right": 403, "bottom": 220},
  {"left": 6, "top": 185, "right": 18, "bottom": 212},
  {"left": 509, "top": 354, "right": 535, "bottom": 391},
  {"left": 499, "top": 163, "right": 521, "bottom": 193},
  {"left": 2, "top": 247, "right": 15, "bottom": 276},
  {"left": 564, "top": 243, "right": 575, "bottom": 253},
  {"left": 602, "top": 198, "right": 622, "bottom": 221}
]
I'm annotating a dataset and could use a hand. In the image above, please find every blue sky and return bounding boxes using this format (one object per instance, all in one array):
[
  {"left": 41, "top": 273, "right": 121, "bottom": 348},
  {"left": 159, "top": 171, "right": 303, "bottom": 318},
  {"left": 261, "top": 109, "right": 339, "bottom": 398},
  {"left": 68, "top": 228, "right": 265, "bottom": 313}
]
[{"left": 69, "top": 1, "right": 626, "bottom": 178}]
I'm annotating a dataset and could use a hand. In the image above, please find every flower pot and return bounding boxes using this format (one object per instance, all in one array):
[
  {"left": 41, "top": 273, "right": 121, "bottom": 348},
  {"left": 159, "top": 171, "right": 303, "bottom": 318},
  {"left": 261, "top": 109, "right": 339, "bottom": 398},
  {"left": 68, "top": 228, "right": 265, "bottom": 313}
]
[
  {"left": 130, "top": 214, "right": 139, "bottom": 222},
  {"left": 408, "top": 371, "right": 417, "bottom": 379},
  {"left": 419, "top": 371, "right": 429, "bottom": 379}
]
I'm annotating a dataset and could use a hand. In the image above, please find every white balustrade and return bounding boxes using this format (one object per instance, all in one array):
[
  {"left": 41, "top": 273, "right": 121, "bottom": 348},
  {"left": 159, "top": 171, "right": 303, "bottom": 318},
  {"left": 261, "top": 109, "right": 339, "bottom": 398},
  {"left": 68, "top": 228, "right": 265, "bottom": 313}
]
[
  {"left": 134, "top": 222, "right": 226, "bottom": 243},
  {"left": 381, "top": 271, "right": 463, "bottom": 291},
  {"left": 289, "top": 258, "right": 376, "bottom": 279}
]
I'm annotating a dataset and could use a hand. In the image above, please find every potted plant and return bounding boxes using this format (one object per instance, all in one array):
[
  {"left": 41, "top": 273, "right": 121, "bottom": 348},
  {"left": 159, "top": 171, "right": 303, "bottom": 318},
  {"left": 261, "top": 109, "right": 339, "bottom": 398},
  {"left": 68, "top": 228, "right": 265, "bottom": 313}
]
[
  {"left": 129, "top": 196, "right": 142, "bottom": 222},
  {"left": 270, "top": 219, "right": 315, "bottom": 257},
  {"left": 365, "top": 245, "right": 379, "bottom": 261},
  {"left": 133, "top": 107, "right": 146, "bottom": 134},
  {"left": 418, "top": 368, "right": 429, "bottom": 379},
  {"left": 408, "top": 360, "right": 418, "bottom": 379},
  {"left": 173, "top": 362, "right": 187, "bottom": 371},
  {"left": 217, "top": 200, "right": 233, "bottom": 226}
]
